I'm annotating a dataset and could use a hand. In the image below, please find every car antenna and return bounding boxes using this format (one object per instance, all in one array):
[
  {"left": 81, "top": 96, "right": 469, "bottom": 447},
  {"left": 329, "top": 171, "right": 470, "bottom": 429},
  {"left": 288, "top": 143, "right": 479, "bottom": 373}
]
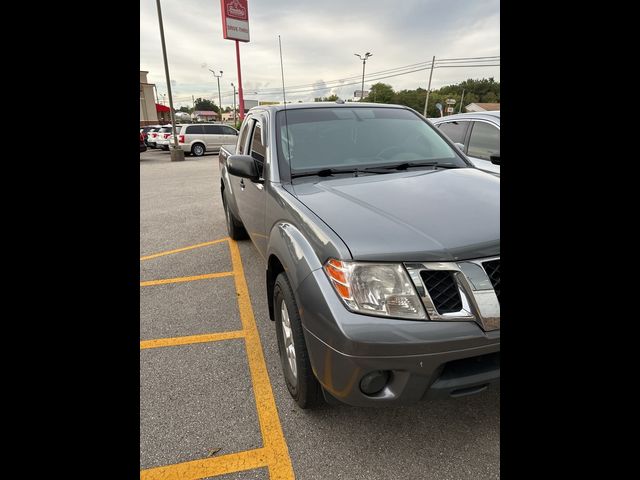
[{"left": 279, "top": 35, "right": 292, "bottom": 164}]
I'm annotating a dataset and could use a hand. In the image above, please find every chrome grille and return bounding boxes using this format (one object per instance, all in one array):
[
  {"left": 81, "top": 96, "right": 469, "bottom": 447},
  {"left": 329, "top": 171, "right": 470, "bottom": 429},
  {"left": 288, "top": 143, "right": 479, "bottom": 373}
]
[
  {"left": 419, "top": 270, "right": 462, "bottom": 314},
  {"left": 482, "top": 260, "right": 500, "bottom": 303}
]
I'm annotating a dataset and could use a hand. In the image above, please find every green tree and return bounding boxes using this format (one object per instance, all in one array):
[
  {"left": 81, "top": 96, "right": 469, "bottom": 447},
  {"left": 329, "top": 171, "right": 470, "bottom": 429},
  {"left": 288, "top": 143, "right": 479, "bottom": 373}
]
[
  {"left": 178, "top": 106, "right": 192, "bottom": 114},
  {"left": 314, "top": 94, "right": 339, "bottom": 102},
  {"left": 364, "top": 83, "right": 394, "bottom": 103},
  {"left": 194, "top": 98, "right": 220, "bottom": 113}
]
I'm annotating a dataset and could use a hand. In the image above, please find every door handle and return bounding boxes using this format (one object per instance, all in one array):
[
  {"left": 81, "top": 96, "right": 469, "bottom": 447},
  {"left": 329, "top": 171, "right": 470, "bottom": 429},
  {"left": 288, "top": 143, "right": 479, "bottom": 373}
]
[{"left": 240, "top": 179, "right": 245, "bottom": 190}]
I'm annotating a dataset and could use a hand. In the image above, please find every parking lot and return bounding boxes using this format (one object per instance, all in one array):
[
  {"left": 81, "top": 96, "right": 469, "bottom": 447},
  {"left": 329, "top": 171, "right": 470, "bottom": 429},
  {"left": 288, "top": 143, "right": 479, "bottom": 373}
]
[{"left": 140, "top": 147, "right": 500, "bottom": 480}]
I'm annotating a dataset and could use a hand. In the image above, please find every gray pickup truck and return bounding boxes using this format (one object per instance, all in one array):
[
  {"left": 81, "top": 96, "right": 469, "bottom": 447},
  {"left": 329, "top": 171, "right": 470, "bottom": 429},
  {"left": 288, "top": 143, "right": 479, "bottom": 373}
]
[{"left": 219, "top": 102, "right": 500, "bottom": 408}]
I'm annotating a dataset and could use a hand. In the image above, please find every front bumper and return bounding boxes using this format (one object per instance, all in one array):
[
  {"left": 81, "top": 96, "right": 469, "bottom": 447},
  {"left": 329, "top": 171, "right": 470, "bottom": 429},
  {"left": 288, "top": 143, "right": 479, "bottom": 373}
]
[{"left": 297, "top": 269, "right": 500, "bottom": 407}]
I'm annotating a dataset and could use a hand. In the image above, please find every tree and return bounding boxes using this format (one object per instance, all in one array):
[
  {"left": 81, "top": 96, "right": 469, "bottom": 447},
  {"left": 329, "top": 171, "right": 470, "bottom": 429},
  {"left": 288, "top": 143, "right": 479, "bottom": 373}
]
[
  {"left": 178, "top": 106, "right": 192, "bottom": 114},
  {"left": 363, "top": 83, "right": 394, "bottom": 103},
  {"left": 314, "top": 94, "right": 339, "bottom": 102},
  {"left": 193, "top": 98, "right": 220, "bottom": 113}
]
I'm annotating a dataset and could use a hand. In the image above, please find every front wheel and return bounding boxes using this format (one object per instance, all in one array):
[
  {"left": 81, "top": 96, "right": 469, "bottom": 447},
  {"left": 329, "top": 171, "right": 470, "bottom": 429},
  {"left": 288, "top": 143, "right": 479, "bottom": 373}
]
[
  {"left": 191, "top": 143, "right": 205, "bottom": 157},
  {"left": 274, "top": 273, "right": 323, "bottom": 409}
]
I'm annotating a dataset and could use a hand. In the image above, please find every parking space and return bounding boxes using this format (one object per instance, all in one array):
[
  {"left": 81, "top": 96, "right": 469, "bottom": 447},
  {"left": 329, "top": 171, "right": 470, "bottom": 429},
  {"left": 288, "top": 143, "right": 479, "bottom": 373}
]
[{"left": 140, "top": 148, "right": 500, "bottom": 479}]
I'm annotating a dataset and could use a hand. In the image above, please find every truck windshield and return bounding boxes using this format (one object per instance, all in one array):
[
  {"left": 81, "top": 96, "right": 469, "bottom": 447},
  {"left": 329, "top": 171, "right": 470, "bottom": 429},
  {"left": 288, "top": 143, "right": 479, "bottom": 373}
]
[{"left": 276, "top": 107, "right": 468, "bottom": 175}]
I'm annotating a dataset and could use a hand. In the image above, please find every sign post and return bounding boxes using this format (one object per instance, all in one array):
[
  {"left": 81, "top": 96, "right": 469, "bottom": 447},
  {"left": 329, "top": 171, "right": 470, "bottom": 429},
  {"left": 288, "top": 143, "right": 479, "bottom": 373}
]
[{"left": 220, "top": 0, "right": 250, "bottom": 120}]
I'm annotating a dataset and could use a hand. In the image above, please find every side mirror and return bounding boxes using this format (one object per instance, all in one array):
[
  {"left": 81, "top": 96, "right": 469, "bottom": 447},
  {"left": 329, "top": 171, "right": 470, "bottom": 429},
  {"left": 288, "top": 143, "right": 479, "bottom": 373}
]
[
  {"left": 227, "top": 154, "right": 259, "bottom": 181},
  {"left": 490, "top": 153, "right": 500, "bottom": 165},
  {"left": 454, "top": 142, "right": 465, "bottom": 151}
]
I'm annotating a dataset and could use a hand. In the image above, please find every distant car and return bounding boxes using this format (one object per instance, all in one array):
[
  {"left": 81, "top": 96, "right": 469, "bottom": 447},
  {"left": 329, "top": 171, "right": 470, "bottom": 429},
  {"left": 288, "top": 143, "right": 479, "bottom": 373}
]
[
  {"left": 146, "top": 126, "right": 167, "bottom": 149},
  {"left": 172, "top": 124, "right": 239, "bottom": 156},
  {"left": 140, "top": 132, "right": 147, "bottom": 152},
  {"left": 430, "top": 111, "right": 500, "bottom": 175},
  {"left": 155, "top": 125, "right": 182, "bottom": 151},
  {"left": 141, "top": 125, "right": 160, "bottom": 147}
]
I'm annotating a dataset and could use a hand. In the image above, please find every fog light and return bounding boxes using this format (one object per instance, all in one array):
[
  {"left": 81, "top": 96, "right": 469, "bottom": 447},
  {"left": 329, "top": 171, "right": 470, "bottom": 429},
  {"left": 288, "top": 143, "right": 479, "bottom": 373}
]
[{"left": 359, "top": 370, "right": 391, "bottom": 395}]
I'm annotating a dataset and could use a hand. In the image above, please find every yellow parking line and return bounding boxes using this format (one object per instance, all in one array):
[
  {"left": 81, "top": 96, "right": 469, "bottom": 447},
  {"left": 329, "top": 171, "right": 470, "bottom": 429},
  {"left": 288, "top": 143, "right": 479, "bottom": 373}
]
[
  {"left": 140, "top": 447, "right": 269, "bottom": 480},
  {"left": 228, "top": 239, "right": 295, "bottom": 480},
  {"left": 140, "top": 330, "right": 245, "bottom": 350},
  {"left": 140, "top": 272, "right": 234, "bottom": 287},
  {"left": 140, "top": 238, "right": 230, "bottom": 261}
]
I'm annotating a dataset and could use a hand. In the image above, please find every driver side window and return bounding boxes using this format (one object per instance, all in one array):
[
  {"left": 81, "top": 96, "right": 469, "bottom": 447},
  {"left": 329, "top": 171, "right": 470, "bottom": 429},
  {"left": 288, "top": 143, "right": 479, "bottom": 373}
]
[{"left": 249, "top": 122, "right": 265, "bottom": 178}]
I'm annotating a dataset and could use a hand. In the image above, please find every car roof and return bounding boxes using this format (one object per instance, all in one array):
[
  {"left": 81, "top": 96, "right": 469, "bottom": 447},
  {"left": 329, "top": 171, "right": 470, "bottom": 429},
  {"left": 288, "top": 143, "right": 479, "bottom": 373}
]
[
  {"left": 246, "top": 101, "right": 416, "bottom": 115},
  {"left": 430, "top": 111, "right": 500, "bottom": 123}
]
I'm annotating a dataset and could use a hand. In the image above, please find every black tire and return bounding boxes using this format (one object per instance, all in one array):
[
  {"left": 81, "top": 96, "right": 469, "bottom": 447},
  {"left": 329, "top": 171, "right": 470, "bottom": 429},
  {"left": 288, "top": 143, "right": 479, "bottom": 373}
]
[
  {"left": 191, "top": 143, "right": 205, "bottom": 157},
  {"left": 274, "top": 273, "right": 323, "bottom": 409},
  {"left": 222, "top": 192, "right": 248, "bottom": 240}
]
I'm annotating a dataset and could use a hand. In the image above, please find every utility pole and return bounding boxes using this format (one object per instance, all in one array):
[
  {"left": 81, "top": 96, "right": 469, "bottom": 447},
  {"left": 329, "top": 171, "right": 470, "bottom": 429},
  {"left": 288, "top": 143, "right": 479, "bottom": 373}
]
[
  {"left": 155, "top": 0, "right": 184, "bottom": 161},
  {"left": 354, "top": 52, "right": 372, "bottom": 101},
  {"left": 231, "top": 82, "right": 237, "bottom": 127},
  {"left": 459, "top": 89, "right": 465, "bottom": 113},
  {"left": 209, "top": 69, "right": 223, "bottom": 123},
  {"left": 423, "top": 56, "right": 435, "bottom": 117},
  {"left": 192, "top": 95, "right": 195, "bottom": 122}
]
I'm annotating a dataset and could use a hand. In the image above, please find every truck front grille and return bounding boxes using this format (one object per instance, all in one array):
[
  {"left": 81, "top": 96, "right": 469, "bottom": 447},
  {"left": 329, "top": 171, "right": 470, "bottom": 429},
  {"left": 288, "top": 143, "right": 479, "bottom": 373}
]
[
  {"left": 483, "top": 260, "right": 500, "bottom": 303},
  {"left": 420, "top": 270, "right": 462, "bottom": 314}
]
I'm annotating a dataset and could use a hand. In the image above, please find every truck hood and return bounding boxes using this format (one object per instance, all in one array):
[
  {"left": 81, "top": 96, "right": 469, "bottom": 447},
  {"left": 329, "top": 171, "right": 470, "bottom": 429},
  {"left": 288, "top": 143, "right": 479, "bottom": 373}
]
[{"left": 291, "top": 168, "right": 499, "bottom": 262}]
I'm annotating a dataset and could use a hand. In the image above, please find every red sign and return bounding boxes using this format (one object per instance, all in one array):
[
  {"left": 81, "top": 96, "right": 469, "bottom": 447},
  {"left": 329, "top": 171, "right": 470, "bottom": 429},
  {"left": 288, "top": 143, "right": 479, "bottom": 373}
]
[{"left": 221, "top": 0, "right": 250, "bottom": 42}]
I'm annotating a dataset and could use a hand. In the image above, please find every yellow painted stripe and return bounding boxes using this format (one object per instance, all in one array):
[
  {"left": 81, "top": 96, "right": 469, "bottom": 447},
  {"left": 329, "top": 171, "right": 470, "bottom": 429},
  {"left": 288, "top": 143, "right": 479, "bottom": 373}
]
[
  {"left": 140, "top": 330, "right": 245, "bottom": 350},
  {"left": 140, "top": 447, "right": 269, "bottom": 480},
  {"left": 140, "top": 272, "right": 233, "bottom": 287},
  {"left": 228, "top": 239, "right": 295, "bottom": 480},
  {"left": 140, "top": 238, "right": 230, "bottom": 261}
]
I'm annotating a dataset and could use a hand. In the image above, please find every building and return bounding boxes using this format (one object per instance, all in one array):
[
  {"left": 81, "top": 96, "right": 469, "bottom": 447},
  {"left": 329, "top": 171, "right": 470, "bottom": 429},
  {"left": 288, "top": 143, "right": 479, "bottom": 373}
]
[
  {"left": 140, "top": 71, "right": 159, "bottom": 126},
  {"left": 192, "top": 110, "right": 220, "bottom": 122},
  {"left": 156, "top": 103, "right": 171, "bottom": 123},
  {"left": 465, "top": 102, "right": 500, "bottom": 113}
]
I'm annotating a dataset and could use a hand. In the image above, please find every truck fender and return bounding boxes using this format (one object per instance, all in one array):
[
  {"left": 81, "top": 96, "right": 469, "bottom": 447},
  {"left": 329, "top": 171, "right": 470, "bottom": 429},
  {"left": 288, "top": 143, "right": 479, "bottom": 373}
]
[{"left": 266, "top": 222, "right": 323, "bottom": 321}]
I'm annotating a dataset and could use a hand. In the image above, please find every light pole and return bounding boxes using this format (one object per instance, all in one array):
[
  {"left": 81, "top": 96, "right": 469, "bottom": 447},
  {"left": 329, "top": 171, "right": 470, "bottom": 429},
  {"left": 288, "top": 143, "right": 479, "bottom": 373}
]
[
  {"left": 354, "top": 52, "right": 372, "bottom": 101},
  {"left": 231, "top": 82, "right": 237, "bottom": 127},
  {"left": 154, "top": 0, "right": 184, "bottom": 161},
  {"left": 209, "top": 69, "right": 223, "bottom": 123}
]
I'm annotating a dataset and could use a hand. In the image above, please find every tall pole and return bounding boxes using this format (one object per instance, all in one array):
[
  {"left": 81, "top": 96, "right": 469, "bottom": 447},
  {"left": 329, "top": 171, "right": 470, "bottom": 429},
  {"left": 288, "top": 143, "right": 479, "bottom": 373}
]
[
  {"left": 459, "top": 89, "right": 465, "bottom": 113},
  {"left": 231, "top": 83, "right": 237, "bottom": 127},
  {"left": 360, "top": 59, "right": 366, "bottom": 100},
  {"left": 235, "top": 40, "right": 245, "bottom": 121},
  {"left": 423, "top": 56, "right": 435, "bottom": 117},
  {"left": 192, "top": 95, "right": 195, "bottom": 121},
  {"left": 354, "top": 52, "right": 372, "bottom": 101},
  {"left": 155, "top": 0, "right": 183, "bottom": 160},
  {"left": 209, "top": 69, "right": 223, "bottom": 123}
]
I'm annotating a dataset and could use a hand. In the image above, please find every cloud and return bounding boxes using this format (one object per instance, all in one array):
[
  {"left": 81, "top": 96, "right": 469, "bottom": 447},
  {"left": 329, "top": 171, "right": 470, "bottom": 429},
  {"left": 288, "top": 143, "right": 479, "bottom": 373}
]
[{"left": 141, "top": 0, "right": 499, "bottom": 106}]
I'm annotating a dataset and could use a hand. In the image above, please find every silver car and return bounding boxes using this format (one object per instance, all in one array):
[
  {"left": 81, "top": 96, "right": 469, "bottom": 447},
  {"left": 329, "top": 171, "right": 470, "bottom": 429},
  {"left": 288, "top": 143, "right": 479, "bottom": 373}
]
[
  {"left": 430, "top": 111, "right": 500, "bottom": 175},
  {"left": 173, "top": 124, "right": 239, "bottom": 156}
]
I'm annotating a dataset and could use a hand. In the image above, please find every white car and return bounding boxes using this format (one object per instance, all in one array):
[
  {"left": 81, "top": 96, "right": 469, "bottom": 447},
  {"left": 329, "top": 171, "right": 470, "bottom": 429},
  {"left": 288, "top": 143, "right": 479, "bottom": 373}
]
[
  {"left": 155, "top": 125, "right": 182, "bottom": 151},
  {"left": 172, "top": 124, "right": 239, "bottom": 156},
  {"left": 430, "top": 111, "right": 500, "bottom": 175}
]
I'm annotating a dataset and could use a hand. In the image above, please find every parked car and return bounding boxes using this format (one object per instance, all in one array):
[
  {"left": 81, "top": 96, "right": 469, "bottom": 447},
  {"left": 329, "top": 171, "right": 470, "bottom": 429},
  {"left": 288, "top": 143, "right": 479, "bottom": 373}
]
[
  {"left": 141, "top": 125, "right": 160, "bottom": 147},
  {"left": 219, "top": 102, "right": 500, "bottom": 409},
  {"left": 155, "top": 125, "right": 182, "bottom": 151},
  {"left": 430, "top": 111, "right": 500, "bottom": 175},
  {"left": 173, "top": 124, "right": 238, "bottom": 156},
  {"left": 140, "top": 132, "right": 147, "bottom": 152},
  {"left": 146, "top": 127, "right": 161, "bottom": 148}
]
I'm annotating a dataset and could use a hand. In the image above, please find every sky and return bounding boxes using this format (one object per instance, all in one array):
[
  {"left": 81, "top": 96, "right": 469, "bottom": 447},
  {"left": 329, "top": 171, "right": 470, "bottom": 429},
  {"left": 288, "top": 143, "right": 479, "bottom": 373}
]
[{"left": 140, "top": 0, "right": 499, "bottom": 109}]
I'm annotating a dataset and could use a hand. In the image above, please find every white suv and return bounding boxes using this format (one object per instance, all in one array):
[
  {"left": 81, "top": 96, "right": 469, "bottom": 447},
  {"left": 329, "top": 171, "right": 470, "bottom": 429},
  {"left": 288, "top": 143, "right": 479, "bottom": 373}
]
[
  {"left": 155, "top": 125, "right": 182, "bottom": 151},
  {"left": 173, "top": 124, "right": 239, "bottom": 156}
]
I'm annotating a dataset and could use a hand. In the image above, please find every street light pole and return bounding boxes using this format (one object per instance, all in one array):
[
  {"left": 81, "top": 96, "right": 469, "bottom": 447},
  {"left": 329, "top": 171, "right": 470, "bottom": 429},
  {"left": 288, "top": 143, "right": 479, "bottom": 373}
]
[
  {"left": 209, "top": 69, "right": 223, "bottom": 123},
  {"left": 354, "top": 52, "right": 372, "bottom": 101},
  {"left": 231, "top": 82, "right": 237, "bottom": 127},
  {"left": 154, "top": 0, "right": 184, "bottom": 161}
]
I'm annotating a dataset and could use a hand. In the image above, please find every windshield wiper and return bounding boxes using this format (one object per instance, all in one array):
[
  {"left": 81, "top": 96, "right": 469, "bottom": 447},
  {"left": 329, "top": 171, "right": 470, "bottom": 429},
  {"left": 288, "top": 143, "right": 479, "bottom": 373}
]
[
  {"left": 291, "top": 167, "right": 388, "bottom": 179},
  {"left": 368, "top": 161, "right": 459, "bottom": 171}
]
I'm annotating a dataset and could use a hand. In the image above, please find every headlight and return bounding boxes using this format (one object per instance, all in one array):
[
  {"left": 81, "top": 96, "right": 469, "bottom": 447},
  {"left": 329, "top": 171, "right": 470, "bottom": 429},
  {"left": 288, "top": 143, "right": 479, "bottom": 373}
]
[{"left": 324, "top": 259, "right": 427, "bottom": 320}]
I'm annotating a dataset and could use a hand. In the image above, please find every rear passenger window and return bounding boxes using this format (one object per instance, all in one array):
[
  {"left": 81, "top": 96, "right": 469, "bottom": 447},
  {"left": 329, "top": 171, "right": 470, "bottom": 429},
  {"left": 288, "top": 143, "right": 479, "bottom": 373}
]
[
  {"left": 186, "top": 125, "right": 204, "bottom": 134},
  {"left": 204, "top": 125, "right": 224, "bottom": 135},
  {"left": 437, "top": 121, "right": 468, "bottom": 144},
  {"left": 221, "top": 126, "right": 238, "bottom": 135},
  {"left": 467, "top": 122, "right": 500, "bottom": 161},
  {"left": 250, "top": 124, "right": 266, "bottom": 177}
]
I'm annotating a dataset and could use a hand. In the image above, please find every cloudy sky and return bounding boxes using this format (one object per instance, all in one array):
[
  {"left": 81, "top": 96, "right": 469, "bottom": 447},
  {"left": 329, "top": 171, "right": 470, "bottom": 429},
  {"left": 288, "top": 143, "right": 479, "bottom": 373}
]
[{"left": 140, "top": 0, "right": 499, "bottom": 109}]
